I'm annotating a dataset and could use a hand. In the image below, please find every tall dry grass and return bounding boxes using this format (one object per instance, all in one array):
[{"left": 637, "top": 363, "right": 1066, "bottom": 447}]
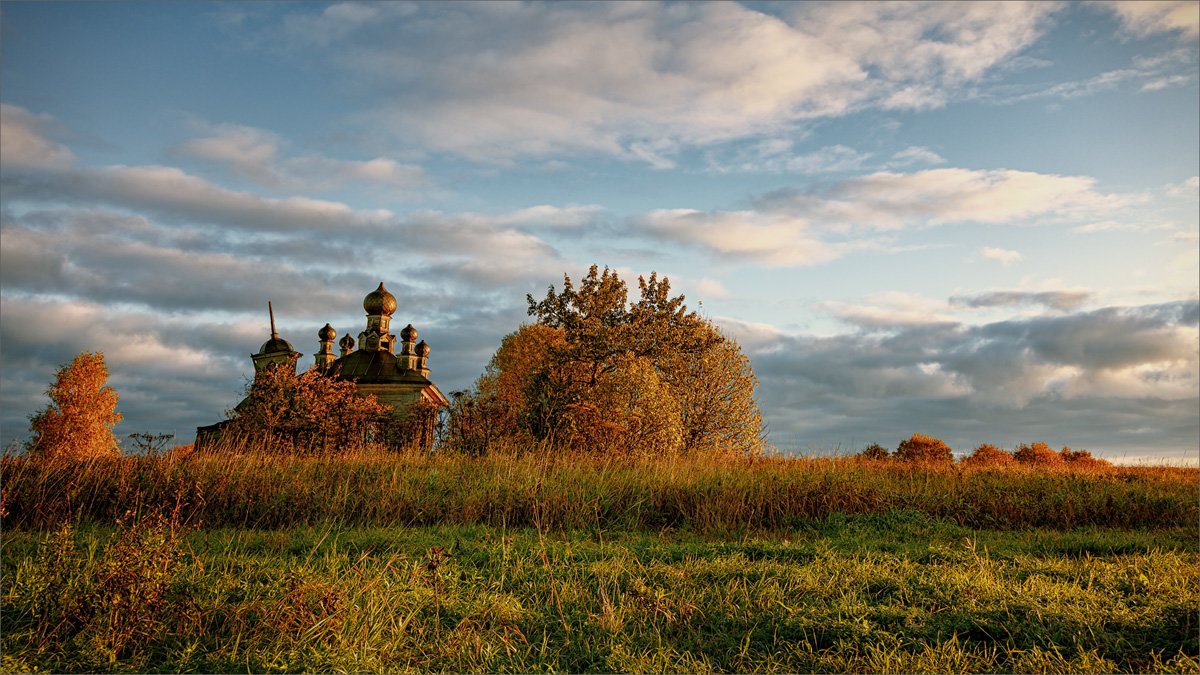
[{"left": 2, "top": 438, "right": 1195, "bottom": 532}]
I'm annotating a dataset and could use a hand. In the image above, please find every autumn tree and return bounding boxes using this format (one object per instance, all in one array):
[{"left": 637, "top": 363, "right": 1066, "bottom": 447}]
[
  {"left": 457, "top": 266, "right": 765, "bottom": 455},
  {"left": 222, "top": 366, "right": 390, "bottom": 455},
  {"left": 27, "top": 351, "right": 122, "bottom": 459}
]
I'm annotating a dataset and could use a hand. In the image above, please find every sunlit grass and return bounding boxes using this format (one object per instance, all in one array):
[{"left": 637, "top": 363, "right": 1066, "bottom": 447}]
[
  {"left": 2, "top": 440, "right": 1195, "bottom": 532},
  {"left": 2, "top": 514, "right": 1195, "bottom": 673},
  {"left": 2, "top": 442, "right": 1196, "bottom": 673}
]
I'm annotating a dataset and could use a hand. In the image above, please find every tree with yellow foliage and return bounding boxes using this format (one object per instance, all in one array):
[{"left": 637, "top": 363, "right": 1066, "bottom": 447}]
[
  {"left": 457, "top": 266, "right": 765, "bottom": 455},
  {"left": 27, "top": 351, "right": 122, "bottom": 459}
]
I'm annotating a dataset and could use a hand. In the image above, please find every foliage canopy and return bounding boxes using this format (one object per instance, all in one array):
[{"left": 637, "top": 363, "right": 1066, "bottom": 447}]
[
  {"left": 27, "top": 351, "right": 122, "bottom": 459},
  {"left": 453, "top": 266, "right": 765, "bottom": 455},
  {"left": 222, "top": 366, "right": 392, "bottom": 455}
]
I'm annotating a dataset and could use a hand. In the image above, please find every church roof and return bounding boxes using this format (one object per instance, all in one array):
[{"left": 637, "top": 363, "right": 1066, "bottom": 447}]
[{"left": 329, "top": 349, "right": 434, "bottom": 386}]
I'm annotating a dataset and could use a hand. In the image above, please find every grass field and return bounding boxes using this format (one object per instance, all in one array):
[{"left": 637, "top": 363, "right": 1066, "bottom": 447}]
[{"left": 2, "top": 448, "right": 1197, "bottom": 673}]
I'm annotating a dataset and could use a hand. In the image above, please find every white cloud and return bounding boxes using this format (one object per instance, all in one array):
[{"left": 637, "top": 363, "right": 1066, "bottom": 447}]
[
  {"left": 0, "top": 104, "right": 77, "bottom": 171},
  {"left": 1106, "top": 1, "right": 1200, "bottom": 39},
  {"left": 981, "top": 247, "right": 1023, "bottom": 265},
  {"left": 634, "top": 167, "right": 1128, "bottom": 267},
  {"left": 247, "top": 1, "right": 1059, "bottom": 164},
  {"left": 633, "top": 209, "right": 842, "bottom": 267},
  {"left": 1165, "top": 176, "right": 1200, "bottom": 199},
  {"left": 888, "top": 146, "right": 946, "bottom": 167},
  {"left": 761, "top": 168, "right": 1128, "bottom": 233},
  {"left": 819, "top": 292, "right": 958, "bottom": 330},
  {"left": 175, "top": 122, "right": 429, "bottom": 193}
]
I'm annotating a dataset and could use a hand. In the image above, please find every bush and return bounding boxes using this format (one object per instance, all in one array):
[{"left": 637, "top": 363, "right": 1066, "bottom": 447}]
[
  {"left": 857, "top": 443, "right": 890, "bottom": 460},
  {"left": 894, "top": 433, "right": 953, "bottom": 463},
  {"left": 1013, "top": 442, "right": 1064, "bottom": 466},
  {"left": 961, "top": 443, "right": 1016, "bottom": 467},
  {"left": 1060, "top": 447, "right": 1111, "bottom": 468}
]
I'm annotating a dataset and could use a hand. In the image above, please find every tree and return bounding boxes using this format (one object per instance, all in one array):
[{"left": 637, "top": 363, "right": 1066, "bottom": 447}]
[
  {"left": 27, "top": 351, "right": 122, "bottom": 459},
  {"left": 467, "top": 265, "right": 766, "bottom": 455},
  {"left": 222, "top": 366, "right": 390, "bottom": 455}
]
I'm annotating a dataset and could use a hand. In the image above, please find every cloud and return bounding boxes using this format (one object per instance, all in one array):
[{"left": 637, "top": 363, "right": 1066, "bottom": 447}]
[
  {"left": 760, "top": 168, "right": 1127, "bottom": 230},
  {"left": 888, "top": 146, "right": 946, "bottom": 167},
  {"left": 236, "top": 1, "right": 1059, "bottom": 164},
  {"left": 0, "top": 104, "right": 78, "bottom": 171},
  {"left": 636, "top": 167, "right": 1128, "bottom": 267},
  {"left": 174, "top": 122, "right": 429, "bottom": 193},
  {"left": 632, "top": 209, "right": 843, "bottom": 267},
  {"left": 950, "top": 290, "right": 1092, "bottom": 311},
  {"left": 744, "top": 299, "right": 1199, "bottom": 455},
  {"left": 981, "top": 247, "right": 1023, "bottom": 265},
  {"left": 985, "top": 45, "right": 1198, "bottom": 104},
  {"left": 1106, "top": 1, "right": 1199, "bottom": 39}
]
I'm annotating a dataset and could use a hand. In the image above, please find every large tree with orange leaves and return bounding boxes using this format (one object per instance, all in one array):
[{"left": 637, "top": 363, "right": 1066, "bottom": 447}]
[
  {"left": 27, "top": 351, "right": 123, "bottom": 459},
  {"left": 456, "top": 266, "right": 765, "bottom": 455}
]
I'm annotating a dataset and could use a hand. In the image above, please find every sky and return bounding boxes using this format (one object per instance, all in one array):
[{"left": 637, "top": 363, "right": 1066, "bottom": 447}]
[{"left": 1, "top": 1, "right": 1197, "bottom": 463}]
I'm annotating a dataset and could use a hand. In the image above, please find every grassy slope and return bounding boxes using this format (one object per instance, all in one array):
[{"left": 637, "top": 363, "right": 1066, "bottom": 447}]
[{"left": 2, "top": 452, "right": 1197, "bottom": 673}]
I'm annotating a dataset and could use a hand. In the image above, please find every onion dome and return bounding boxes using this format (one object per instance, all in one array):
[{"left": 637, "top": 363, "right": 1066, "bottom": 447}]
[
  {"left": 259, "top": 336, "right": 295, "bottom": 354},
  {"left": 363, "top": 282, "right": 397, "bottom": 316},
  {"left": 339, "top": 334, "right": 356, "bottom": 351},
  {"left": 318, "top": 323, "right": 336, "bottom": 341},
  {"left": 400, "top": 324, "right": 418, "bottom": 341},
  {"left": 415, "top": 340, "right": 430, "bottom": 357}
]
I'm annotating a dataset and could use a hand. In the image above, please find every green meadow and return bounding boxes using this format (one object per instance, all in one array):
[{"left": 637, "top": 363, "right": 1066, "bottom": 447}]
[{"left": 2, "top": 450, "right": 1197, "bottom": 673}]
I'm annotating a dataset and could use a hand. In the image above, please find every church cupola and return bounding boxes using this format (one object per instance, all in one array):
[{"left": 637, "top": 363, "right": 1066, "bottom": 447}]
[
  {"left": 338, "top": 333, "right": 355, "bottom": 357},
  {"left": 314, "top": 323, "right": 337, "bottom": 370},
  {"left": 398, "top": 323, "right": 418, "bottom": 370},
  {"left": 415, "top": 340, "right": 431, "bottom": 377},
  {"left": 251, "top": 301, "right": 301, "bottom": 377},
  {"left": 358, "top": 282, "right": 396, "bottom": 353}
]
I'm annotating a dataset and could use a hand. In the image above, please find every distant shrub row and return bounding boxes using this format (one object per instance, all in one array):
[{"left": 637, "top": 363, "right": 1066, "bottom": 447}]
[{"left": 858, "top": 434, "right": 1111, "bottom": 468}]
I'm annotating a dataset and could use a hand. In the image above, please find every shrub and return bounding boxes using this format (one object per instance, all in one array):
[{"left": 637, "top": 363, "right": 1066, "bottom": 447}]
[
  {"left": 894, "top": 433, "right": 953, "bottom": 463},
  {"left": 1060, "top": 447, "right": 1111, "bottom": 468},
  {"left": 26, "top": 351, "right": 122, "bottom": 459},
  {"left": 857, "top": 443, "right": 890, "bottom": 460},
  {"left": 961, "top": 443, "right": 1016, "bottom": 467},
  {"left": 1013, "top": 442, "right": 1064, "bottom": 466}
]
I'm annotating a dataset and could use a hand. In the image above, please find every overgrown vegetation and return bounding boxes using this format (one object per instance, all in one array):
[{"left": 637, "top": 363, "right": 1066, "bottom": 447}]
[
  {"left": 3, "top": 507, "right": 1195, "bottom": 674},
  {"left": 3, "top": 443, "right": 1193, "bottom": 532},
  {"left": 220, "top": 365, "right": 391, "bottom": 455}
]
